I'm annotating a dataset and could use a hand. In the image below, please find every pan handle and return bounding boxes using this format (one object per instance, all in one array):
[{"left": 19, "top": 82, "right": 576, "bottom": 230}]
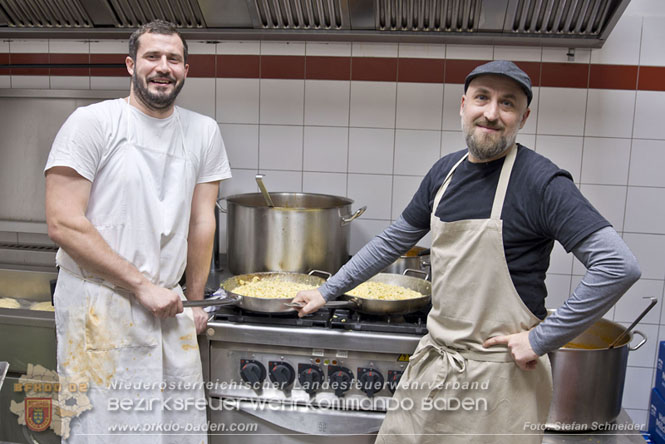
[
  {"left": 183, "top": 290, "right": 239, "bottom": 308},
  {"left": 341, "top": 206, "right": 367, "bottom": 226},
  {"left": 284, "top": 299, "right": 357, "bottom": 310},
  {"left": 324, "top": 299, "right": 357, "bottom": 309},
  {"left": 403, "top": 268, "right": 429, "bottom": 280}
]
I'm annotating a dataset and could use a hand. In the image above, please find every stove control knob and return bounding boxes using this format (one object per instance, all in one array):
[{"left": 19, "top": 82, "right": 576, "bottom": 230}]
[
  {"left": 358, "top": 368, "right": 385, "bottom": 397},
  {"left": 328, "top": 366, "right": 353, "bottom": 397},
  {"left": 298, "top": 364, "right": 323, "bottom": 394},
  {"left": 387, "top": 370, "right": 404, "bottom": 394},
  {"left": 240, "top": 359, "right": 266, "bottom": 388},
  {"left": 269, "top": 361, "right": 295, "bottom": 389}
]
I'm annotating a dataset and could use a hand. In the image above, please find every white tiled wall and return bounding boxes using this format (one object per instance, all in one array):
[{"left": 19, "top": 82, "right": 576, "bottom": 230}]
[{"left": 3, "top": 0, "right": 664, "bottom": 429}]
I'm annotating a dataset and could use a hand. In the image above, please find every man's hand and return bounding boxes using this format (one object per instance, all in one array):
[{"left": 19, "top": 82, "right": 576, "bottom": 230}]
[
  {"left": 191, "top": 307, "right": 209, "bottom": 334},
  {"left": 483, "top": 330, "right": 539, "bottom": 370},
  {"left": 292, "top": 289, "right": 326, "bottom": 318},
  {"left": 134, "top": 283, "right": 183, "bottom": 319}
]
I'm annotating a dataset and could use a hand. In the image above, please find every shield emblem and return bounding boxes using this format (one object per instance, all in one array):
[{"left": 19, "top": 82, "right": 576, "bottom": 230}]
[{"left": 25, "top": 398, "right": 52, "bottom": 432}]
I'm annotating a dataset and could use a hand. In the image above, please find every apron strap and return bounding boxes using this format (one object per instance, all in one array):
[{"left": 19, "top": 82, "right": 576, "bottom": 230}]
[
  {"left": 490, "top": 144, "right": 518, "bottom": 220},
  {"left": 431, "top": 145, "right": 518, "bottom": 221},
  {"left": 431, "top": 153, "right": 468, "bottom": 217}
]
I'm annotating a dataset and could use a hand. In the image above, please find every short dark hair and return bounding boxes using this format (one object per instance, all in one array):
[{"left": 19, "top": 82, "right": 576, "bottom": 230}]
[{"left": 128, "top": 19, "right": 188, "bottom": 63}]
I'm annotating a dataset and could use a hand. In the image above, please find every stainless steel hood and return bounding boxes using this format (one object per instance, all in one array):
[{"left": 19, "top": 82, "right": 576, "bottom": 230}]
[{"left": 0, "top": 0, "right": 631, "bottom": 48}]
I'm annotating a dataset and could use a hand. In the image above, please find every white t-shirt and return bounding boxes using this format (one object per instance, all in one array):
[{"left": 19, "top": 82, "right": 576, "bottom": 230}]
[
  {"left": 46, "top": 98, "right": 231, "bottom": 184},
  {"left": 45, "top": 98, "right": 232, "bottom": 286}
]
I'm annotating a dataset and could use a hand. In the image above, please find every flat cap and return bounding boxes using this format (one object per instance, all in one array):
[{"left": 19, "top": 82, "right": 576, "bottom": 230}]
[{"left": 464, "top": 60, "right": 533, "bottom": 105}]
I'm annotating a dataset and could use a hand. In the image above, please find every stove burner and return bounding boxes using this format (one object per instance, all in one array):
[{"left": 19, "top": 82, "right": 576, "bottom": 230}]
[
  {"left": 213, "top": 306, "right": 429, "bottom": 335},
  {"left": 330, "top": 309, "right": 428, "bottom": 335},
  {"left": 213, "top": 306, "right": 330, "bottom": 328}
]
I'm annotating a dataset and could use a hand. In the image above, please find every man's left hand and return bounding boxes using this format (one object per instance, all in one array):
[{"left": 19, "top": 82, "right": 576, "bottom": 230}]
[
  {"left": 483, "top": 331, "right": 539, "bottom": 371},
  {"left": 191, "top": 307, "right": 209, "bottom": 334}
]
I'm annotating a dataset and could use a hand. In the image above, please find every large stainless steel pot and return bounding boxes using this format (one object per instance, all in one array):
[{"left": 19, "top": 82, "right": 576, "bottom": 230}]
[
  {"left": 223, "top": 192, "right": 365, "bottom": 275},
  {"left": 546, "top": 317, "right": 647, "bottom": 430}
]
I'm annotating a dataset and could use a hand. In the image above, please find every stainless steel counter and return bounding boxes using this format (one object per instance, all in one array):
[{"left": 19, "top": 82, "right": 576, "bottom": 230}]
[{"left": 543, "top": 411, "right": 647, "bottom": 443}]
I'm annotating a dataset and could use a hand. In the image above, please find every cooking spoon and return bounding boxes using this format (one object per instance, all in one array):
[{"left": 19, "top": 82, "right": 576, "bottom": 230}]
[
  {"left": 255, "top": 174, "right": 274, "bottom": 207},
  {"left": 608, "top": 296, "right": 657, "bottom": 348}
]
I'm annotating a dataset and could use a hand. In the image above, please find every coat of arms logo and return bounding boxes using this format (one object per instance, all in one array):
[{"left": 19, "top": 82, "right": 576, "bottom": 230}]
[{"left": 25, "top": 397, "right": 52, "bottom": 432}]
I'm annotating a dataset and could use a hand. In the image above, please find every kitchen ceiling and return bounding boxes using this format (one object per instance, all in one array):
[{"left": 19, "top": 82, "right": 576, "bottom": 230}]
[{"left": 0, "top": 0, "right": 631, "bottom": 48}]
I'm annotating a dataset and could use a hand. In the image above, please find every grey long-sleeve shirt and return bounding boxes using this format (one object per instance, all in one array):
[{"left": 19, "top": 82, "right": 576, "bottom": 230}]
[{"left": 319, "top": 216, "right": 641, "bottom": 355}]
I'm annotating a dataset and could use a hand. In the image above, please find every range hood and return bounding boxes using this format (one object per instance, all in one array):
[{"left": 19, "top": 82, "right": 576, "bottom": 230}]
[{"left": 0, "top": 0, "right": 631, "bottom": 48}]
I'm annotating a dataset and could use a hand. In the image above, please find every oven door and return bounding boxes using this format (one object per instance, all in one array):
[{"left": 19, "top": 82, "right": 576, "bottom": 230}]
[{"left": 209, "top": 397, "right": 384, "bottom": 444}]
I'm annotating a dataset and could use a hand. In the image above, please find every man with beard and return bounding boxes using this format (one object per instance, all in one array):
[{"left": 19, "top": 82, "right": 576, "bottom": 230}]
[
  {"left": 293, "top": 60, "right": 640, "bottom": 442},
  {"left": 44, "top": 20, "right": 230, "bottom": 443}
]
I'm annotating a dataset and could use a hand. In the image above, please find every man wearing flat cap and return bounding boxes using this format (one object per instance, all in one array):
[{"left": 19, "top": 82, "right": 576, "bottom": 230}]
[{"left": 294, "top": 60, "right": 640, "bottom": 442}]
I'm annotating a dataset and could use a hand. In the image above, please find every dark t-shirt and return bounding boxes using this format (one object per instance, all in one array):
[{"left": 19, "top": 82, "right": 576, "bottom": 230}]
[{"left": 402, "top": 144, "right": 610, "bottom": 319}]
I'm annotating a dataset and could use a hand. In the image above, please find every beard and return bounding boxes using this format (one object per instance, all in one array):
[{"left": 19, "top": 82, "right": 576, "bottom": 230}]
[
  {"left": 132, "top": 71, "right": 185, "bottom": 111},
  {"left": 462, "top": 117, "right": 518, "bottom": 162}
]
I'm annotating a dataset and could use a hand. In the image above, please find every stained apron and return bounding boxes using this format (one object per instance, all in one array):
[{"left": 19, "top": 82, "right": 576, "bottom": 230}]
[
  {"left": 376, "top": 146, "right": 552, "bottom": 444},
  {"left": 54, "top": 99, "right": 207, "bottom": 443}
]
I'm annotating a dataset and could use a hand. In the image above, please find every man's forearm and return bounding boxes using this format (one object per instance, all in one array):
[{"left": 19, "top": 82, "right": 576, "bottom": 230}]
[
  {"left": 46, "top": 168, "right": 152, "bottom": 295},
  {"left": 319, "top": 216, "right": 428, "bottom": 300},
  {"left": 529, "top": 227, "right": 641, "bottom": 355},
  {"left": 48, "top": 214, "right": 150, "bottom": 293},
  {"left": 184, "top": 181, "right": 220, "bottom": 301},
  {"left": 184, "top": 217, "right": 216, "bottom": 301}
]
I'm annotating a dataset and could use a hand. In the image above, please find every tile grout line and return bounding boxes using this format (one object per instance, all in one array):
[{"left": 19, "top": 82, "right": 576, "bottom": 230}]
[
  {"left": 568, "top": 55, "right": 592, "bottom": 298},
  {"left": 439, "top": 47, "right": 447, "bottom": 160},
  {"left": 256, "top": 41, "right": 262, "bottom": 181},
  {"left": 301, "top": 53, "right": 306, "bottom": 193},
  {"left": 345, "top": 52, "right": 352, "bottom": 198},
  {"left": 7, "top": 39, "right": 11, "bottom": 89},
  {"left": 390, "top": 55, "right": 399, "bottom": 222},
  {"left": 87, "top": 40, "right": 91, "bottom": 90}
]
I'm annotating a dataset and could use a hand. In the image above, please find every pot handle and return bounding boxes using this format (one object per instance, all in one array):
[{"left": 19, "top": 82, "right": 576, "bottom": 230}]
[
  {"left": 308, "top": 269, "right": 332, "bottom": 280},
  {"left": 628, "top": 330, "right": 647, "bottom": 351},
  {"left": 403, "top": 268, "right": 429, "bottom": 281},
  {"left": 215, "top": 198, "right": 227, "bottom": 213},
  {"left": 341, "top": 206, "right": 367, "bottom": 226}
]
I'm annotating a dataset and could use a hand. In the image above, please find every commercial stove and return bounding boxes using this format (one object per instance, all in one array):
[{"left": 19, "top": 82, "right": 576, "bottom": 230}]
[
  {"left": 202, "top": 306, "right": 428, "bottom": 444},
  {"left": 200, "top": 303, "right": 647, "bottom": 444}
]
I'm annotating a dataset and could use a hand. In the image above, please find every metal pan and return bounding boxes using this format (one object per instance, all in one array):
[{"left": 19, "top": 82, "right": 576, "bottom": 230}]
[
  {"left": 184, "top": 270, "right": 328, "bottom": 314},
  {"left": 288, "top": 270, "right": 431, "bottom": 315}
]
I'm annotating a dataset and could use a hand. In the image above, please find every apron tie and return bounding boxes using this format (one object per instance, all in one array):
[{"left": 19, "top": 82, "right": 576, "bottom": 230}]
[
  {"left": 410, "top": 341, "right": 467, "bottom": 373},
  {"left": 411, "top": 342, "right": 468, "bottom": 400},
  {"left": 444, "top": 347, "right": 466, "bottom": 373}
]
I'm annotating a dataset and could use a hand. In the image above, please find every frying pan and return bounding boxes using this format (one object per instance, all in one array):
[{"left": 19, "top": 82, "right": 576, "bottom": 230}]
[
  {"left": 183, "top": 270, "right": 328, "bottom": 314},
  {"left": 287, "top": 270, "right": 432, "bottom": 315}
]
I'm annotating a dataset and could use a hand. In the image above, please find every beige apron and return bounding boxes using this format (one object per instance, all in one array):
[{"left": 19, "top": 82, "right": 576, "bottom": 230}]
[{"left": 376, "top": 146, "right": 552, "bottom": 444}]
